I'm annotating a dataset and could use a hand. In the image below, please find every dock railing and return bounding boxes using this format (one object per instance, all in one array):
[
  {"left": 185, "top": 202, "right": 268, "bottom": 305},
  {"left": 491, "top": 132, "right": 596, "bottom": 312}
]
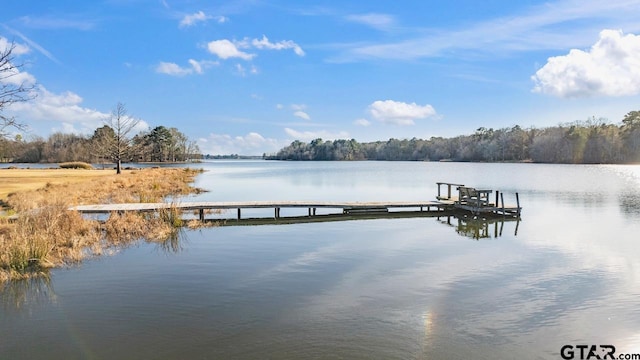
[{"left": 436, "top": 182, "right": 465, "bottom": 201}]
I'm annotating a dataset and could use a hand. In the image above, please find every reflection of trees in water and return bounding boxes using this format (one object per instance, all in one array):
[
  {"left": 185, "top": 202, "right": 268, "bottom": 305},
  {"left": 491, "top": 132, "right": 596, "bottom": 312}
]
[
  {"left": 619, "top": 192, "right": 640, "bottom": 216},
  {"left": 1, "top": 274, "right": 57, "bottom": 311},
  {"left": 152, "top": 229, "right": 186, "bottom": 254},
  {"left": 437, "top": 215, "right": 519, "bottom": 240}
]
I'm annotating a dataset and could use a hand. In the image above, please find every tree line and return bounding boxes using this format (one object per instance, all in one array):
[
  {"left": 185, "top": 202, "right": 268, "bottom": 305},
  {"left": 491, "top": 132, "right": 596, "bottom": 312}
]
[
  {"left": 0, "top": 121, "right": 201, "bottom": 166},
  {"left": 266, "top": 112, "right": 640, "bottom": 164}
]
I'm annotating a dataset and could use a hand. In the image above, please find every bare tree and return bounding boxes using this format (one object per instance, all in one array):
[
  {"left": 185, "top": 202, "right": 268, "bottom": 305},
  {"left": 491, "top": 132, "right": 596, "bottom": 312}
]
[
  {"left": 105, "top": 102, "right": 140, "bottom": 174},
  {"left": 0, "top": 41, "right": 35, "bottom": 138}
]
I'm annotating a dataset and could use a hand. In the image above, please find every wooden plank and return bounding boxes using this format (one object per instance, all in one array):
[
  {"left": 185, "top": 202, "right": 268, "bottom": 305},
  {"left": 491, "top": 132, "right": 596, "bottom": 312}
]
[{"left": 70, "top": 200, "right": 448, "bottom": 213}]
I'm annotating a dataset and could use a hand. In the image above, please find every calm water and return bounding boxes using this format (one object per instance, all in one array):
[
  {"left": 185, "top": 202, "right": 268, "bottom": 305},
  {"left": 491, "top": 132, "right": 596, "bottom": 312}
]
[{"left": 2, "top": 161, "right": 640, "bottom": 359}]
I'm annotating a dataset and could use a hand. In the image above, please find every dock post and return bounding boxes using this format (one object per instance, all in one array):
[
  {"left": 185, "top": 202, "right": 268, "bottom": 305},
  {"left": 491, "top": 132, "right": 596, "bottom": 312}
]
[
  {"left": 447, "top": 184, "right": 452, "bottom": 199},
  {"left": 515, "top": 193, "right": 521, "bottom": 217},
  {"left": 437, "top": 183, "right": 442, "bottom": 199},
  {"left": 199, "top": 209, "right": 204, "bottom": 221},
  {"left": 275, "top": 207, "right": 280, "bottom": 219},
  {"left": 500, "top": 193, "right": 505, "bottom": 216},
  {"left": 308, "top": 208, "right": 311, "bottom": 216},
  {"left": 237, "top": 208, "right": 241, "bottom": 220},
  {"left": 495, "top": 191, "right": 499, "bottom": 207}
]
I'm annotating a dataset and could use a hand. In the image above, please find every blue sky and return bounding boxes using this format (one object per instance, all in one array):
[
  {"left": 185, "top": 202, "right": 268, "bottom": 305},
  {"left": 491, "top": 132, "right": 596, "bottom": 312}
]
[{"left": 2, "top": 0, "right": 640, "bottom": 155}]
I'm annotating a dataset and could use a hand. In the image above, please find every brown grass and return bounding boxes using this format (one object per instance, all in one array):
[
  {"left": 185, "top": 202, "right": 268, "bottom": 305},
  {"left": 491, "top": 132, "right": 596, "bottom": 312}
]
[
  {"left": 0, "top": 168, "right": 125, "bottom": 201},
  {"left": 0, "top": 167, "right": 206, "bottom": 282}
]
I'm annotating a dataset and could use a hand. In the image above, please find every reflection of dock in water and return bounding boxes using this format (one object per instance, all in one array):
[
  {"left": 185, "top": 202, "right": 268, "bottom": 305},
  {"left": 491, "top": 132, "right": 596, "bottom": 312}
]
[
  {"left": 70, "top": 182, "right": 521, "bottom": 223},
  {"left": 437, "top": 214, "right": 520, "bottom": 240}
]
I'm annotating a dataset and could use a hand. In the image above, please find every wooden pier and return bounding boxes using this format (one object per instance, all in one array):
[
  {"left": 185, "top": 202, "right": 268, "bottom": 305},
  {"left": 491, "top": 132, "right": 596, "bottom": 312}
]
[
  {"left": 69, "top": 182, "right": 521, "bottom": 222},
  {"left": 71, "top": 200, "right": 453, "bottom": 221}
]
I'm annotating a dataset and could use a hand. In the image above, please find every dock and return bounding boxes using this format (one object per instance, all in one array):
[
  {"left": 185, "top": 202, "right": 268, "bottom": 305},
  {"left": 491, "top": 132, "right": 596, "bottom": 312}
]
[
  {"left": 69, "top": 182, "right": 521, "bottom": 222},
  {"left": 71, "top": 200, "right": 453, "bottom": 221}
]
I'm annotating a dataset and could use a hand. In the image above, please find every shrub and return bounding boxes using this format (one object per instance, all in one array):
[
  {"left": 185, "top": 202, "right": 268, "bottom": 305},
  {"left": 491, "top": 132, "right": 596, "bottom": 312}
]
[{"left": 59, "top": 162, "right": 94, "bottom": 170}]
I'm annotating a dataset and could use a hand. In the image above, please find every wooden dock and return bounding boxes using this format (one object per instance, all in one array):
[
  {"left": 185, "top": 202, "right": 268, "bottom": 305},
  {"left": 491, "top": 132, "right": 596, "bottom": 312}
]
[
  {"left": 69, "top": 182, "right": 522, "bottom": 222},
  {"left": 71, "top": 200, "right": 454, "bottom": 221}
]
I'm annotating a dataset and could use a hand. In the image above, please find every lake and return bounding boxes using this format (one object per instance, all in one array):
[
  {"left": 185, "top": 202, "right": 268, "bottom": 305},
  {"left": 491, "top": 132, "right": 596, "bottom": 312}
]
[{"left": 2, "top": 161, "right": 640, "bottom": 359}]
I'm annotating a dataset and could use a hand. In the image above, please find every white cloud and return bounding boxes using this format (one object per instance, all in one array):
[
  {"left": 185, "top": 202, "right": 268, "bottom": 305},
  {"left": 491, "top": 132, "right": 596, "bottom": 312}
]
[
  {"left": 251, "top": 35, "right": 305, "bottom": 56},
  {"left": 188, "top": 59, "right": 203, "bottom": 74},
  {"left": 156, "top": 59, "right": 218, "bottom": 76},
  {"left": 0, "top": 36, "right": 30, "bottom": 55},
  {"left": 215, "top": 16, "right": 228, "bottom": 24},
  {"left": 293, "top": 111, "right": 311, "bottom": 120},
  {"left": 368, "top": 100, "right": 437, "bottom": 126},
  {"left": 284, "top": 127, "right": 350, "bottom": 141},
  {"left": 6, "top": 82, "right": 150, "bottom": 136},
  {"left": 354, "top": 118, "right": 371, "bottom": 126},
  {"left": 332, "top": 0, "right": 640, "bottom": 62},
  {"left": 345, "top": 13, "right": 395, "bottom": 31},
  {"left": 8, "top": 86, "right": 106, "bottom": 133},
  {"left": 532, "top": 29, "right": 640, "bottom": 98},
  {"left": 200, "top": 132, "right": 284, "bottom": 155},
  {"left": 0, "top": 63, "right": 36, "bottom": 86},
  {"left": 207, "top": 39, "right": 255, "bottom": 60},
  {"left": 179, "top": 11, "right": 211, "bottom": 28},
  {"left": 156, "top": 61, "right": 192, "bottom": 76}
]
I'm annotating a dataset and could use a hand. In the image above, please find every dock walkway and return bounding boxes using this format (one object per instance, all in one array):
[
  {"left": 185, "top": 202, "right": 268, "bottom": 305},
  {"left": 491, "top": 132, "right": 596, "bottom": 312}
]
[
  {"left": 69, "top": 182, "right": 521, "bottom": 222},
  {"left": 71, "top": 200, "right": 453, "bottom": 220}
]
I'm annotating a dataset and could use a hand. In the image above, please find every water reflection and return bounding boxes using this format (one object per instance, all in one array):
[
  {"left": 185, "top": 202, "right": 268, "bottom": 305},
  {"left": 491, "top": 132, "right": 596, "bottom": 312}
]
[
  {"left": 153, "top": 229, "right": 186, "bottom": 254},
  {"left": 1, "top": 274, "right": 56, "bottom": 312},
  {"left": 619, "top": 191, "right": 640, "bottom": 217},
  {"left": 437, "top": 215, "right": 519, "bottom": 239}
]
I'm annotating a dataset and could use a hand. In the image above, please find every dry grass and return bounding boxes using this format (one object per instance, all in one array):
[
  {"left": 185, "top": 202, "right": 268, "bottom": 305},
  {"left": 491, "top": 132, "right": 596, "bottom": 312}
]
[
  {"left": 0, "top": 168, "right": 125, "bottom": 201},
  {"left": 0, "top": 167, "right": 206, "bottom": 282},
  {"left": 59, "top": 162, "right": 94, "bottom": 169}
]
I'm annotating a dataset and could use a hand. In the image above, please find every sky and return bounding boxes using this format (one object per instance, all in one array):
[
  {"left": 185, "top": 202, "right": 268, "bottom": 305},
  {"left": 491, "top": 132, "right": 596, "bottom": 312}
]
[{"left": 1, "top": 0, "right": 640, "bottom": 155}]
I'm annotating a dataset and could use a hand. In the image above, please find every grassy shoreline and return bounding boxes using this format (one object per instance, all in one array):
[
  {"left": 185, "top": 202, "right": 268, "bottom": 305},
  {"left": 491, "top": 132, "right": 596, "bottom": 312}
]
[{"left": 0, "top": 167, "right": 205, "bottom": 283}]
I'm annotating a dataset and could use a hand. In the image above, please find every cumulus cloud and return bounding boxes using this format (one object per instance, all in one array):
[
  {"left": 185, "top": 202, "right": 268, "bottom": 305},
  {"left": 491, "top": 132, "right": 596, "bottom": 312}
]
[
  {"left": 156, "top": 62, "right": 192, "bottom": 76},
  {"left": 7, "top": 85, "right": 129, "bottom": 134},
  {"left": 199, "top": 132, "right": 283, "bottom": 155},
  {"left": 206, "top": 36, "right": 304, "bottom": 61},
  {"left": 179, "top": 11, "right": 211, "bottom": 28},
  {"left": 0, "top": 65, "right": 36, "bottom": 86},
  {"left": 207, "top": 39, "right": 255, "bottom": 60},
  {"left": 354, "top": 118, "right": 371, "bottom": 126},
  {"left": 532, "top": 29, "right": 640, "bottom": 98},
  {"left": 284, "top": 127, "right": 350, "bottom": 141},
  {"left": 0, "top": 36, "right": 30, "bottom": 55},
  {"left": 368, "top": 100, "right": 437, "bottom": 125},
  {"left": 251, "top": 35, "right": 305, "bottom": 56},
  {"left": 156, "top": 59, "right": 218, "bottom": 76}
]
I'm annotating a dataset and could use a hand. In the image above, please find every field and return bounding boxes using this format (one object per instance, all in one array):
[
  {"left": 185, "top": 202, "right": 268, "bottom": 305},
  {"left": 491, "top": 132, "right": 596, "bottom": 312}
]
[{"left": 0, "top": 168, "right": 129, "bottom": 202}]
